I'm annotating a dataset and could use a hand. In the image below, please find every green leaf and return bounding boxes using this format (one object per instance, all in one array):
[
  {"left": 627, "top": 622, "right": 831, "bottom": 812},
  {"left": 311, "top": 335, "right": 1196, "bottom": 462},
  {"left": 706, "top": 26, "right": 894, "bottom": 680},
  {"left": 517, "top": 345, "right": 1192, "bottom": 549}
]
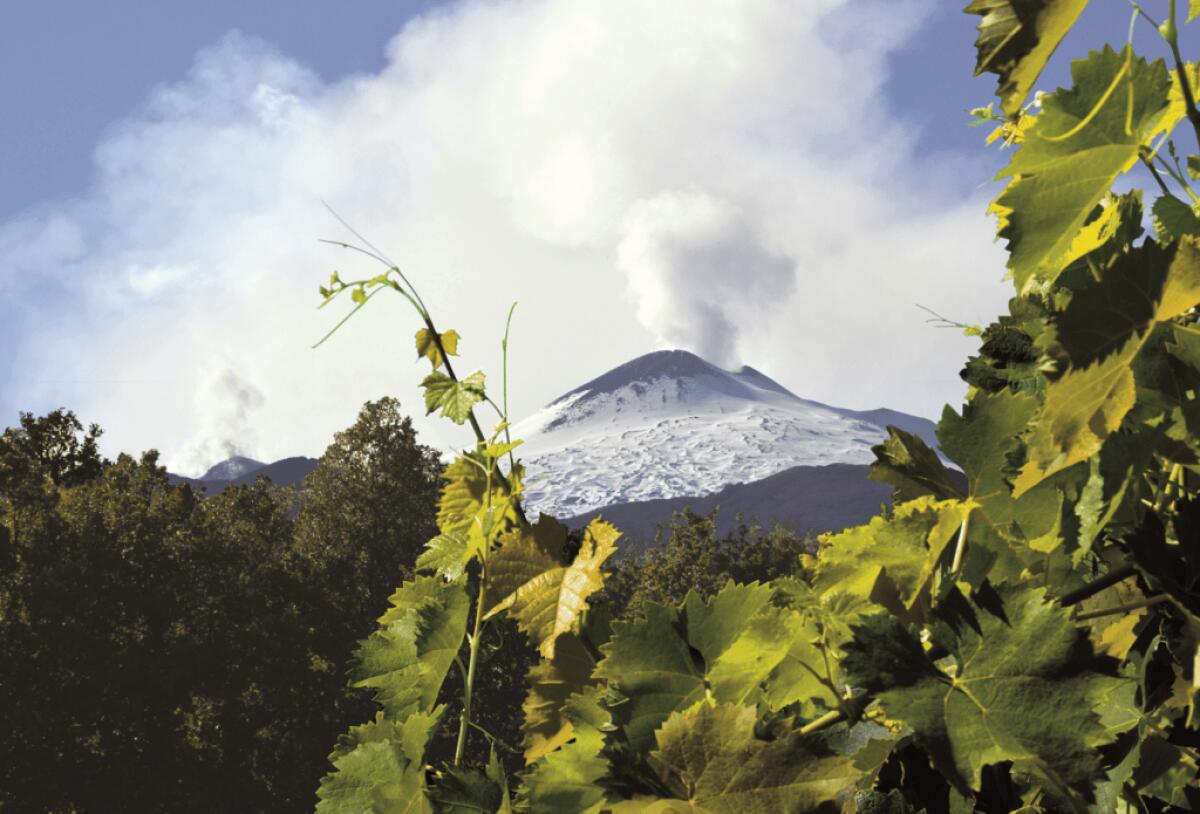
[
  {"left": 436, "top": 455, "right": 523, "bottom": 556},
  {"left": 518, "top": 686, "right": 611, "bottom": 814},
  {"left": 965, "top": 0, "right": 1091, "bottom": 116},
  {"left": 485, "top": 517, "right": 619, "bottom": 658},
  {"left": 416, "top": 531, "right": 473, "bottom": 581},
  {"left": 353, "top": 576, "right": 471, "bottom": 719},
  {"left": 1051, "top": 238, "right": 1200, "bottom": 368},
  {"left": 843, "top": 586, "right": 1126, "bottom": 793},
  {"left": 422, "top": 371, "right": 486, "bottom": 425},
  {"left": 938, "top": 391, "right": 1036, "bottom": 508},
  {"left": 483, "top": 439, "right": 522, "bottom": 460},
  {"left": 991, "top": 46, "right": 1181, "bottom": 293},
  {"left": 1014, "top": 334, "right": 1139, "bottom": 497},
  {"left": 869, "top": 426, "right": 964, "bottom": 502},
  {"left": 1152, "top": 194, "right": 1200, "bottom": 244},
  {"left": 522, "top": 632, "right": 598, "bottom": 763},
  {"left": 486, "top": 747, "right": 513, "bottom": 814},
  {"left": 1015, "top": 237, "right": 1200, "bottom": 494},
  {"left": 812, "top": 497, "right": 966, "bottom": 619},
  {"left": 596, "top": 583, "right": 832, "bottom": 754},
  {"left": 317, "top": 740, "right": 432, "bottom": 814},
  {"left": 317, "top": 712, "right": 442, "bottom": 814},
  {"left": 1191, "top": 1, "right": 1200, "bottom": 23},
  {"left": 415, "top": 328, "right": 461, "bottom": 370},
  {"left": 428, "top": 764, "right": 505, "bottom": 813},
  {"left": 937, "top": 390, "right": 1069, "bottom": 547},
  {"left": 608, "top": 703, "right": 861, "bottom": 813}
]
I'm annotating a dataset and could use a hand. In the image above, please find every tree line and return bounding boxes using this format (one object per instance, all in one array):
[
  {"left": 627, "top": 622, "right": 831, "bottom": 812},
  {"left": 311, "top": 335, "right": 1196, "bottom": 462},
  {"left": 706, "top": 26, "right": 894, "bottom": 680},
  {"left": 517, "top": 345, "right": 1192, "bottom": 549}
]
[{"left": 0, "top": 400, "right": 810, "bottom": 813}]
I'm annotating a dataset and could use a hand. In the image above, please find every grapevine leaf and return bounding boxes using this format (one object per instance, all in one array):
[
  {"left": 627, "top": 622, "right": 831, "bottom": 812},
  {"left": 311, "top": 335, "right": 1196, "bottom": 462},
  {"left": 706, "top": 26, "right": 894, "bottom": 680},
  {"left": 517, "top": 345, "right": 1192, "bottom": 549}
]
[
  {"left": 1051, "top": 238, "right": 1200, "bottom": 368},
  {"left": 939, "top": 391, "right": 1038, "bottom": 503},
  {"left": 608, "top": 703, "right": 861, "bottom": 813},
  {"left": 1015, "top": 237, "right": 1200, "bottom": 494},
  {"left": 869, "top": 426, "right": 963, "bottom": 501},
  {"left": 1059, "top": 191, "right": 1130, "bottom": 271},
  {"left": 415, "top": 531, "right": 472, "bottom": 581},
  {"left": 422, "top": 370, "right": 486, "bottom": 425},
  {"left": 482, "top": 515, "right": 569, "bottom": 614},
  {"left": 1013, "top": 333, "right": 1139, "bottom": 496},
  {"left": 683, "top": 583, "right": 815, "bottom": 707},
  {"left": 937, "top": 390, "right": 1068, "bottom": 547},
  {"left": 483, "top": 439, "right": 522, "bottom": 460},
  {"left": 437, "top": 456, "right": 489, "bottom": 535},
  {"left": 812, "top": 498, "right": 966, "bottom": 620},
  {"left": 353, "top": 576, "right": 471, "bottom": 719},
  {"left": 316, "top": 741, "right": 432, "bottom": 814},
  {"left": 317, "top": 712, "right": 441, "bottom": 814},
  {"left": 991, "top": 46, "right": 1181, "bottom": 292},
  {"left": 415, "top": 327, "right": 460, "bottom": 370},
  {"left": 518, "top": 687, "right": 611, "bottom": 814},
  {"left": 523, "top": 632, "right": 598, "bottom": 764},
  {"left": 1135, "top": 735, "right": 1200, "bottom": 808},
  {"left": 1152, "top": 194, "right": 1200, "bottom": 244},
  {"left": 487, "top": 748, "right": 514, "bottom": 814},
  {"left": 963, "top": 292, "right": 1059, "bottom": 397},
  {"left": 596, "top": 583, "right": 828, "bottom": 754},
  {"left": 768, "top": 582, "right": 877, "bottom": 713},
  {"left": 428, "top": 765, "right": 505, "bottom": 813},
  {"left": 485, "top": 517, "right": 619, "bottom": 657},
  {"left": 761, "top": 613, "right": 844, "bottom": 715},
  {"left": 843, "top": 586, "right": 1125, "bottom": 793},
  {"left": 1078, "top": 578, "right": 1149, "bottom": 659},
  {"left": 965, "top": 0, "right": 1091, "bottom": 116},
  {"left": 593, "top": 602, "right": 701, "bottom": 755}
]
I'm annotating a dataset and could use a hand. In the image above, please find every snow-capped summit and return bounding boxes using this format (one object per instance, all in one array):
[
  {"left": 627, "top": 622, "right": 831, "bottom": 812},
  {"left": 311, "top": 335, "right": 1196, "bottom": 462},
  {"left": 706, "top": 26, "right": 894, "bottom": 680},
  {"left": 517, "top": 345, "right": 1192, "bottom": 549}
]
[{"left": 512, "top": 349, "right": 935, "bottom": 519}]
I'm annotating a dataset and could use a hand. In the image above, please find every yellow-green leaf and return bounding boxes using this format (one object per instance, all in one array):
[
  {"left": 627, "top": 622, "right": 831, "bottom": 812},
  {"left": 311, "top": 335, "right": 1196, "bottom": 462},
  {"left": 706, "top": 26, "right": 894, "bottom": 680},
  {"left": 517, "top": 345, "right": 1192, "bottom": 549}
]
[
  {"left": 421, "top": 370, "right": 485, "bottom": 425},
  {"left": 609, "top": 704, "right": 861, "bottom": 813},
  {"left": 965, "top": 0, "right": 1091, "bottom": 116},
  {"left": 991, "top": 46, "right": 1181, "bottom": 293},
  {"left": 485, "top": 518, "right": 620, "bottom": 657},
  {"left": 522, "top": 632, "right": 598, "bottom": 764},
  {"left": 1015, "top": 237, "right": 1200, "bottom": 494},
  {"left": 813, "top": 497, "right": 967, "bottom": 619},
  {"left": 414, "top": 327, "right": 460, "bottom": 369}
]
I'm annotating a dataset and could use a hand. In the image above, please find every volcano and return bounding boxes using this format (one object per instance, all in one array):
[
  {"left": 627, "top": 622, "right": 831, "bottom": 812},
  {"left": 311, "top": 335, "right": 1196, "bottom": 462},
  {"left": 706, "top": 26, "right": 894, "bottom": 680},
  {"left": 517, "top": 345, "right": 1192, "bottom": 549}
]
[{"left": 510, "top": 349, "right": 936, "bottom": 520}]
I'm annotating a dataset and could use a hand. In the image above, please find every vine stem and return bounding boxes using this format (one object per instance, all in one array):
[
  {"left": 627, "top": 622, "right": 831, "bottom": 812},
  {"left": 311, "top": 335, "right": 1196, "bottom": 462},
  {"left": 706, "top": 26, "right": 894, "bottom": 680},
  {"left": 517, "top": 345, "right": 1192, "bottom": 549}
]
[
  {"left": 1072, "top": 594, "right": 1169, "bottom": 621},
  {"left": 454, "top": 583, "right": 488, "bottom": 765},
  {"left": 950, "top": 506, "right": 971, "bottom": 576},
  {"left": 318, "top": 229, "right": 527, "bottom": 519},
  {"left": 1166, "top": 2, "right": 1200, "bottom": 150},
  {"left": 1141, "top": 152, "right": 1174, "bottom": 196},
  {"left": 798, "top": 708, "right": 846, "bottom": 735},
  {"left": 1055, "top": 564, "right": 1137, "bottom": 607},
  {"left": 454, "top": 464, "right": 494, "bottom": 765}
]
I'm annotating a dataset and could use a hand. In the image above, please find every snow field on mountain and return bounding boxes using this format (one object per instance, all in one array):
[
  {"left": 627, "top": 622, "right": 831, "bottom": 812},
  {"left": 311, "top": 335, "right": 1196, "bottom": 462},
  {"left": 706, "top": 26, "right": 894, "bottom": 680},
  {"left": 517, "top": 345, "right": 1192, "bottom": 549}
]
[{"left": 511, "top": 351, "right": 897, "bottom": 518}]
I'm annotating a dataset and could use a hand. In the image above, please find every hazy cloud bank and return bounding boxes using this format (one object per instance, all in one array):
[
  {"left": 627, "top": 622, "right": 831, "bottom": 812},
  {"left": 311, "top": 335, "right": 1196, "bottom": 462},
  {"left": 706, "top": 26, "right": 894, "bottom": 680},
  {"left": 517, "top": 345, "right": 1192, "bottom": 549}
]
[{"left": 1, "top": 0, "right": 1010, "bottom": 474}]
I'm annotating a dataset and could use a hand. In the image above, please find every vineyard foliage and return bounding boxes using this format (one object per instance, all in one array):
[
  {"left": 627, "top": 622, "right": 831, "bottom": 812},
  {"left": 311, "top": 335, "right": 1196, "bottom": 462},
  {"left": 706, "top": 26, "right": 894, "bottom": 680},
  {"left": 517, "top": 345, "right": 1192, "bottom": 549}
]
[{"left": 313, "top": 2, "right": 1200, "bottom": 811}]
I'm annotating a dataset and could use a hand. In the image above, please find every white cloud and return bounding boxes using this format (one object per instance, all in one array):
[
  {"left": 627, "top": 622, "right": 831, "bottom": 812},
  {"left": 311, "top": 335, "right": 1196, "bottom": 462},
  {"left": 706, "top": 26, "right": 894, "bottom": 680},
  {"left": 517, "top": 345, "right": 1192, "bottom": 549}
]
[{"left": 1, "top": 0, "right": 1011, "bottom": 475}]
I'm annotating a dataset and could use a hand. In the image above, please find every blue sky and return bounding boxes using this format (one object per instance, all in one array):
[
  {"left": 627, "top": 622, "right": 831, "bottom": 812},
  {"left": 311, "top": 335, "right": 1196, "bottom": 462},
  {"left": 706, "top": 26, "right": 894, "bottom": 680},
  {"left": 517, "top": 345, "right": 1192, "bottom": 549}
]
[{"left": 0, "top": 0, "right": 1182, "bottom": 472}]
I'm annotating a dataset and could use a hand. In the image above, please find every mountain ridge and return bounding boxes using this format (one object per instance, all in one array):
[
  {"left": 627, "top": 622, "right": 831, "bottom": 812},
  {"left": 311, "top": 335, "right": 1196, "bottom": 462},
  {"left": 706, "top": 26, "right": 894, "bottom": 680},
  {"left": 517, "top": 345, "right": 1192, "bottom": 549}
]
[
  {"left": 167, "top": 456, "right": 317, "bottom": 494},
  {"left": 512, "top": 349, "right": 933, "bottom": 519}
]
